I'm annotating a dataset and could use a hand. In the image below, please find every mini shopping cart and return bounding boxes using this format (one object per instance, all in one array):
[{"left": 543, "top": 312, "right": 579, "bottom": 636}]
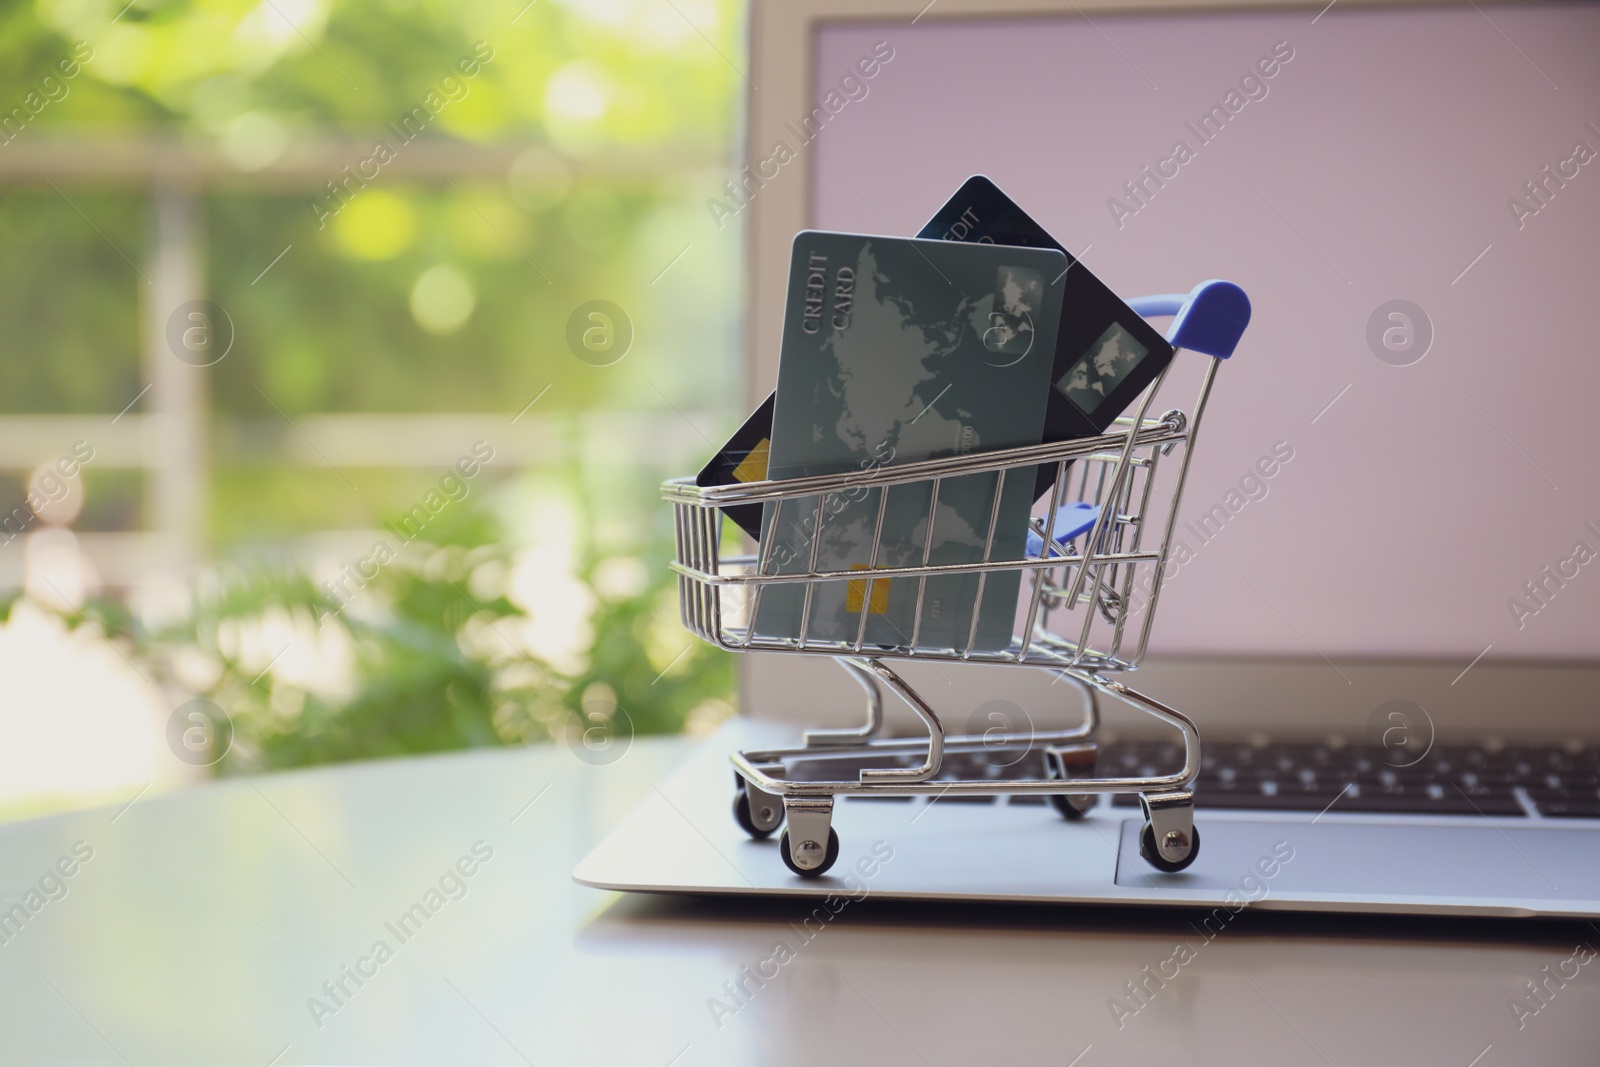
[{"left": 662, "top": 280, "right": 1251, "bottom": 878}]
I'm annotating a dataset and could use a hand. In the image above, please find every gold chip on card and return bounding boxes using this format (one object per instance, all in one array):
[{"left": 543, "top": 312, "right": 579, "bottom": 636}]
[{"left": 731, "top": 438, "right": 770, "bottom": 483}]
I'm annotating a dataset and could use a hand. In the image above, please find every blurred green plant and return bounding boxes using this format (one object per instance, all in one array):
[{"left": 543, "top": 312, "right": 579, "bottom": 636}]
[{"left": 30, "top": 492, "right": 732, "bottom": 772}]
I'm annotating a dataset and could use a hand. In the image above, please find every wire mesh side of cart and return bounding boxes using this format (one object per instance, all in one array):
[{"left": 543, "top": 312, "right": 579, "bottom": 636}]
[{"left": 664, "top": 358, "right": 1219, "bottom": 673}]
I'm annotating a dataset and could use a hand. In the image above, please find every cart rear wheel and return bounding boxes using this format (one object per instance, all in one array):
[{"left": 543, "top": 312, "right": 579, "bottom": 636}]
[
  {"left": 1049, "top": 791, "right": 1096, "bottom": 820},
  {"left": 732, "top": 790, "right": 782, "bottom": 840},
  {"left": 1044, "top": 750, "right": 1097, "bottom": 821},
  {"left": 1140, "top": 820, "right": 1200, "bottom": 873},
  {"left": 779, "top": 828, "right": 840, "bottom": 878}
]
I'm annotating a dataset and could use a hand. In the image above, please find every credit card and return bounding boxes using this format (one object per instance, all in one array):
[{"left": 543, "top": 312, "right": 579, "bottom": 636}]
[
  {"left": 750, "top": 231, "right": 1067, "bottom": 653},
  {"left": 695, "top": 393, "right": 774, "bottom": 539},
  {"left": 695, "top": 175, "right": 1174, "bottom": 523},
  {"left": 918, "top": 174, "right": 1175, "bottom": 500}
]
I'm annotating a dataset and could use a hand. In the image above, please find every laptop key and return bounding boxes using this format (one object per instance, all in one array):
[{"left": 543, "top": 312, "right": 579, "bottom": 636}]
[
  {"left": 1526, "top": 785, "right": 1600, "bottom": 819},
  {"left": 1198, "top": 788, "right": 1345, "bottom": 811},
  {"left": 1334, "top": 789, "right": 1524, "bottom": 816},
  {"left": 1530, "top": 796, "right": 1600, "bottom": 818}
]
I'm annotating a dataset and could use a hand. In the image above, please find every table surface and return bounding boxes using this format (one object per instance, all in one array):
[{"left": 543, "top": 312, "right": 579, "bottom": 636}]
[{"left": 1, "top": 734, "right": 1596, "bottom": 1066}]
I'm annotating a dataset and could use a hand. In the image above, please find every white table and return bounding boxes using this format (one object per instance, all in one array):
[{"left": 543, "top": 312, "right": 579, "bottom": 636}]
[{"left": 0, "top": 736, "right": 1594, "bottom": 1065}]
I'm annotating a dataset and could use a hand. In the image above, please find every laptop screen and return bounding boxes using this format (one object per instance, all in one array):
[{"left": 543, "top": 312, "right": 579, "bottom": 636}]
[{"left": 809, "top": 3, "right": 1600, "bottom": 663}]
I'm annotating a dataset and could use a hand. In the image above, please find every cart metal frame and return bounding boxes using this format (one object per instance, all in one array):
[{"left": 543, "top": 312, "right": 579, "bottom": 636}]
[{"left": 663, "top": 281, "right": 1251, "bottom": 876}]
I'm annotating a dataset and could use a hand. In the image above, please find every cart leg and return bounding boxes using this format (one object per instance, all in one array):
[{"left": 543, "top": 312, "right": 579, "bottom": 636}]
[
  {"left": 1062, "top": 672, "right": 1201, "bottom": 871},
  {"left": 802, "top": 657, "right": 886, "bottom": 747},
  {"left": 857, "top": 659, "right": 945, "bottom": 784},
  {"left": 1050, "top": 668, "right": 1101, "bottom": 743},
  {"left": 779, "top": 795, "right": 839, "bottom": 877},
  {"left": 1138, "top": 790, "right": 1200, "bottom": 872},
  {"left": 1043, "top": 671, "right": 1102, "bottom": 819}
]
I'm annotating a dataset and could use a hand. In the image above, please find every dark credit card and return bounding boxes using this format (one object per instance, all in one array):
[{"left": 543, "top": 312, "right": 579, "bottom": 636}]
[
  {"left": 694, "top": 392, "right": 774, "bottom": 539},
  {"left": 699, "top": 174, "right": 1175, "bottom": 536},
  {"left": 918, "top": 174, "right": 1174, "bottom": 500}
]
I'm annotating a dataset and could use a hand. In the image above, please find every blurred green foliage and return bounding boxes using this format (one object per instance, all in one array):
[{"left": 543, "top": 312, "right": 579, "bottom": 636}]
[
  {"left": 0, "top": 187, "right": 144, "bottom": 413},
  {"left": 4, "top": 0, "right": 736, "bottom": 140},
  {"left": 1, "top": 0, "right": 742, "bottom": 419},
  {"left": 37, "top": 490, "right": 732, "bottom": 771},
  {"left": 0, "top": 0, "right": 747, "bottom": 768}
]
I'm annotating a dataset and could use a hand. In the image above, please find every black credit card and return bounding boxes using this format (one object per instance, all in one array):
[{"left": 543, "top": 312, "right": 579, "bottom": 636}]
[
  {"left": 698, "top": 174, "right": 1174, "bottom": 535},
  {"left": 694, "top": 392, "right": 774, "bottom": 539},
  {"left": 918, "top": 175, "right": 1174, "bottom": 500}
]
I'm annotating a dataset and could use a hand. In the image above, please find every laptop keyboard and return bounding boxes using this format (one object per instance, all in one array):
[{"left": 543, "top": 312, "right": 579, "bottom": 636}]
[{"left": 912, "top": 741, "right": 1600, "bottom": 818}]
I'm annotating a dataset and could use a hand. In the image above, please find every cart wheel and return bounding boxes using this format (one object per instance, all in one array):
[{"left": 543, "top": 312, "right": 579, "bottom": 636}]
[
  {"left": 1049, "top": 791, "right": 1096, "bottom": 821},
  {"left": 1044, "top": 750, "right": 1097, "bottom": 821},
  {"left": 1139, "top": 821, "right": 1200, "bottom": 873},
  {"left": 732, "top": 790, "right": 782, "bottom": 840},
  {"left": 779, "top": 828, "right": 840, "bottom": 878}
]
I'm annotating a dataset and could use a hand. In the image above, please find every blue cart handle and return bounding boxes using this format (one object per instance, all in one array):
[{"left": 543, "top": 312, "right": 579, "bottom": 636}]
[{"left": 1128, "top": 279, "right": 1251, "bottom": 359}]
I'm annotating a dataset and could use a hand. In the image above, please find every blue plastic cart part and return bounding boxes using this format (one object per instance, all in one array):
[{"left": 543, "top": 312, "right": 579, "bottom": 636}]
[
  {"left": 1025, "top": 501, "right": 1103, "bottom": 557},
  {"left": 1128, "top": 280, "right": 1251, "bottom": 359}
]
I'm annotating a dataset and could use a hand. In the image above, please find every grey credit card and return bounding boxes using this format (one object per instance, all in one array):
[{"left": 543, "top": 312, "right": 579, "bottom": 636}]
[
  {"left": 750, "top": 231, "right": 1066, "bottom": 654},
  {"left": 919, "top": 175, "right": 1176, "bottom": 500}
]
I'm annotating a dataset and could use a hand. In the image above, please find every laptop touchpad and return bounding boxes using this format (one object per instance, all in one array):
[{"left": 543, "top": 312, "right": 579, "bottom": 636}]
[{"left": 1115, "top": 818, "right": 1593, "bottom": 906}]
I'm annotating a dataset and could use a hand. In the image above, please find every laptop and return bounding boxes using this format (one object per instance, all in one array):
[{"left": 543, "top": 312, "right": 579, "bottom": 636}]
[{"left": 575, "top": 0, "right": 1600, "bottom": 918}]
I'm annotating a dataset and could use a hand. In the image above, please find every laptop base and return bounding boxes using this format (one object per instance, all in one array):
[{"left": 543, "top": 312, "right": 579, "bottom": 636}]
[{"left": 574, "top": 721, "right": 1600, "bottom": 919}]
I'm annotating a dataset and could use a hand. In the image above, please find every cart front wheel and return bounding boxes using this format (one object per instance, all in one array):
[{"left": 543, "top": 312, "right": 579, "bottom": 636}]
[
  {"left": 733, "top": 790, "right": 783, "bottom": 840},
  {"left": 1140, "top": 821, "right": 1200, "bottom": 873},
  {"left": 779, "top": 828, "right": 840, "bottom": 878}
]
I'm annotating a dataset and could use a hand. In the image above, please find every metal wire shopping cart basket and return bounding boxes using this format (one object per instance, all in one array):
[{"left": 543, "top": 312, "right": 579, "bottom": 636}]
[{"left": 662, "top": 280, "right": 1251, "bottom": 877}]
